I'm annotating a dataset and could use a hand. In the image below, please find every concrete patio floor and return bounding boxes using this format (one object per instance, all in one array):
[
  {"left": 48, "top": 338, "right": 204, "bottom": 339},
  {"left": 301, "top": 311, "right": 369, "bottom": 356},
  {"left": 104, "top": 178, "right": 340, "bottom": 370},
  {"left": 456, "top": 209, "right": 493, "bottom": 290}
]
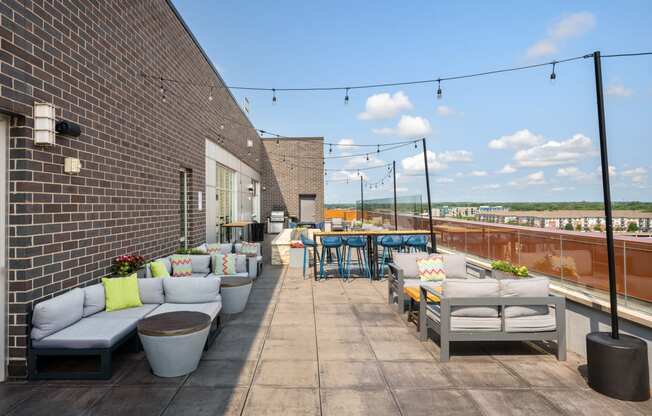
[{"left": 1, "top": 265, "right": 651, "bottom": 415}]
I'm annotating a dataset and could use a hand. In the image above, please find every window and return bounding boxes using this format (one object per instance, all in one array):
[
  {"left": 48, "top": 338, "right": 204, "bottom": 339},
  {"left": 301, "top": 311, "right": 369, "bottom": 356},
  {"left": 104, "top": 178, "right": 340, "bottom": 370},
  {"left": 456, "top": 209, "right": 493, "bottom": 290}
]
[
  {"left": 180, "top": 169, "right": 189, "bottom": 248},
  {"left": 216, "top": 163, "right": 235, "bottom": 242}
]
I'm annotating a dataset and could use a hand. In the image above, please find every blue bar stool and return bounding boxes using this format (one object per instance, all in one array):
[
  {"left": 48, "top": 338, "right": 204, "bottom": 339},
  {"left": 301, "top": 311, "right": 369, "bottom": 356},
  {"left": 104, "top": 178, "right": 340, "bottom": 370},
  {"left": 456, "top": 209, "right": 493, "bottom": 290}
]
[
  {"left": 300, "top": 234, "right": 319, "bottom": 278},
  {"left": 378, "top": 235, "right": 403, "bottom": 272},
  {"left": 343, "top": 236, "right": 371, "bottom": 280},
  {"left": 320, "top": 237, "right": 343, "bottom": 279},
  {"left": 404, "top": 235, "right": 428, "bottom": 252}
]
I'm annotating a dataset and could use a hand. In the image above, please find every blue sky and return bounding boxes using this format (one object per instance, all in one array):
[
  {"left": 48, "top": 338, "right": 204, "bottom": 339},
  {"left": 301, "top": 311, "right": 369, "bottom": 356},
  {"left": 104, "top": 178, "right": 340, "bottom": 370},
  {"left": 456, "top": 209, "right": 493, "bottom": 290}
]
[{"left": 173, "top": 0, "right": 651, "bottom": 203}]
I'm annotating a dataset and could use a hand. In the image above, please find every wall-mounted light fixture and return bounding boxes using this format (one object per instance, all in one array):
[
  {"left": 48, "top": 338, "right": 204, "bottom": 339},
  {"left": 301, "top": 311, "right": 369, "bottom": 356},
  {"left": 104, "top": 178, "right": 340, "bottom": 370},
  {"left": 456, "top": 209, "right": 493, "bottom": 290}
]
[
  {"left": 33, "top": 102, "right": 56, "bottom": 146},
  {"left": 64, "top": 157, "right": 81, "bottom": 174}
]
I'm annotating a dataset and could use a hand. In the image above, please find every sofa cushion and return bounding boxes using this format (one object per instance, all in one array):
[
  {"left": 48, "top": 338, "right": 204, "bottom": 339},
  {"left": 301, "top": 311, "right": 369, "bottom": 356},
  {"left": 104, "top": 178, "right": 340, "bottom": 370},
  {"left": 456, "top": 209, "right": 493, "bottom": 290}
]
[
  {"left": 206, "top": 243, "right": 232, "bottom": 254},
  {"left": 236, "top": 242, "right": 259, "bottom": 256},
  {"left": 417, "top": 255, "right": 445, "bottom": 281},
  {"left": 427, "top": 304, "right": 501, "bottom": 332},
  {"left": 31, "top": 304, "right": 158, "bottom": 349},
  {"left": 147, "top": 300, "right": 222, "bottom": 321},
  {"left": 146, "top": 258, "right": 172, "bottom": 278},
  {"left": 393, "top": 252, "right": 426, "bottom": 279},
  {"left": 163, "top": 277, "right": 220, "bottom": 303},
  {"left": 150, "top": 262, "right": 170, "bottom": 278},
  {"left": 443, "top": 279, "right": 500, "bottom": 317},
  {"left": 505, "top": 309, "right": 556, "bottom": 332},
  {"left": 102, "top": 274, "right": 142, "bottom": 312},
  {"left": 212, "top": 253, "right": 237, "bottom": 275},
  {"left": 189, "top": 255, "right": 211, "bottom": 274},
  {"left": 82, "top": 284, "right": 105, "bottom": 317},
  {"left": 500, "top": 277, "right": 550, "bottom": 318},
  {"left": 138, "top": 278, "right": 164, "bottom": 304},
  {"left": 170, "top": 255, "right": 193, "bottom": 277},
  {"left": 190, "top": 273, "right": 210, "bottom": 278},
  {"left": 441, "top": 253, "right": 467, "bottom": 279},
  {"left": 235, "top": 254, "right": 247, "bottom": 274},
  {"left": 208, "top": 272, "right": 247, "bottom": 279},
  {"left": 31, "top": 288, "right": 84, "bottom": 340}
]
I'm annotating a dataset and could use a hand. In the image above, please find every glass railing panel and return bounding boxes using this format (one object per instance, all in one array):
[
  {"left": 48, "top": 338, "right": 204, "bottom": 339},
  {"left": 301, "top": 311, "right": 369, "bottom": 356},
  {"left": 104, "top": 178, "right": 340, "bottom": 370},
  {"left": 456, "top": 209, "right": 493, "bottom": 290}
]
[{"left": 516, "top": 229, "right": 562, "bottom": 277}]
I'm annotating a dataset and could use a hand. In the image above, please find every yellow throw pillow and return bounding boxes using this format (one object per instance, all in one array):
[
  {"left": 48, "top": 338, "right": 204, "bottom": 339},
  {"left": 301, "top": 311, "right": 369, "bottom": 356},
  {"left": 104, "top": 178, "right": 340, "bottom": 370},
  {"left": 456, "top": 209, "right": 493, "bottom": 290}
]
[
  {"left": 150, "top": 261, "right": 170, "bottom": 278},
  {"left": 102, "top": 274, "right": 143, "bottom": 312}
]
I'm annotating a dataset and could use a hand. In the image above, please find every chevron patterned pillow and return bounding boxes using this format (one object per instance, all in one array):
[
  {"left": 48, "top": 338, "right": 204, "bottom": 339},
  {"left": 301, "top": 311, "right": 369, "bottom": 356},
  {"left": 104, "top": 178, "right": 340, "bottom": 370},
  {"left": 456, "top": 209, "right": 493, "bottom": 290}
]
[
  {"left": 417, "top": 255, "right": 446, "bottom": 282},
  {"left": 212, "top": 253, "right": 237, "bottom": 275},
  {"left": 170, "top": 255, "right": 193, "bottom": 277}
]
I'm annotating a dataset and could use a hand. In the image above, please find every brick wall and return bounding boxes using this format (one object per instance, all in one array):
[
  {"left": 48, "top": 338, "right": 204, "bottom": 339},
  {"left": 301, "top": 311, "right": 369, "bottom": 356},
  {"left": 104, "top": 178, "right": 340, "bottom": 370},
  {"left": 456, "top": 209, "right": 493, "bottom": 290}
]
[
  {"left": 261, "top": 137, "right": 324, "bottom": 222},
  {"left": 0, "top": 0, "right": 261, "bottom": 377}
]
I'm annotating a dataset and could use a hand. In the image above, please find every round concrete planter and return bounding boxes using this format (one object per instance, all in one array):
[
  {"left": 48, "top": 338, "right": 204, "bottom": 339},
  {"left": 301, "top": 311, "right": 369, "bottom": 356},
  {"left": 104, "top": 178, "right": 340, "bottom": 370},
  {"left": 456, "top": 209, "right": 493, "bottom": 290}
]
[
  {"left": 139, "top": 326, "right": 210, "bottom": 377},
  {"left": 221, "top": 278, "right": 253, "bottom": 314}
]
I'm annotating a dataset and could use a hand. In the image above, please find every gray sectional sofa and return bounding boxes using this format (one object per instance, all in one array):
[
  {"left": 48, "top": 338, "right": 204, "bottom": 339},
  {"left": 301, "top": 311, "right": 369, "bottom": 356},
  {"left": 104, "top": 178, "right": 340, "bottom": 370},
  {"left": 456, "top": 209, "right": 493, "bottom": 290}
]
[
  {"left": 28, "top": 277, "right": 222, "bottom": 380},
  {"left": 145, "top": 251, "right": 257, "bottom": 279}
]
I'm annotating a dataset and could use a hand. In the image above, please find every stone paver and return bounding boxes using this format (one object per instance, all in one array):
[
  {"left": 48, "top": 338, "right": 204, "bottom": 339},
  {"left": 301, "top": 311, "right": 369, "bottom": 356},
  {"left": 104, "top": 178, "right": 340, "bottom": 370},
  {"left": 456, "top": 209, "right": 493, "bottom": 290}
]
[{"left": 4, "top": 264, "right": 647, "bottom": 416}]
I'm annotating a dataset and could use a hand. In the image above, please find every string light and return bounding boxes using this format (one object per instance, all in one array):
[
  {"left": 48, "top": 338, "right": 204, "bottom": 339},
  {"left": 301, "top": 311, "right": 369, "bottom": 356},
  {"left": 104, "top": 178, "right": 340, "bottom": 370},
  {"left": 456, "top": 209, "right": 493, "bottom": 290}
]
[
  {"left": 329, "top": 144, "right": 333, "bottom": 153},
  {"left": 366, "top": 154, "right": 369, "bottom": 161},
  {"left": 550, "top": 61, "right": 557, "bottom": 82},
  {"left": 377, "top": 145, "right": 380, "bottom": 153},
  {"left": 272, "top": 88, "right": 277, "bottom": 104},
  {"left": 344, "top": 88, "right": 349, "bottom": 105},
  {"left": 436, "top": 79, "right": 442, "bottom": 99},
  {"left": 208, "top": 86, "right": 213, "bottom": 101}
]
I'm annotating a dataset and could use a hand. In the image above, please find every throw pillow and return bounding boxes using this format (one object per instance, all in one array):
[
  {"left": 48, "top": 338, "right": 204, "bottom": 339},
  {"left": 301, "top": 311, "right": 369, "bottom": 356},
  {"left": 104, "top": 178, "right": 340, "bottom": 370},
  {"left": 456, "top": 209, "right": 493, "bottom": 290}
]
[
  {"left": 170, "top": 254, "right": 193, "bottom": 277},
  {"left": 239, "top": 242, "right": 258, "bottom": 256},
  {"left": 212, "top": 253, "right": 237, "bottom": 275},
  {"left": 150, "top": 261, "right": 170, "bottom": 278},
  {"left": 417, "top": 255, "right": 446, "bottom": 281},
  {"left": 206, "top": 243, "right": 221, "bottom": 254},
  {"left": 102, "top": 274, "right": 143, "bottom": 312}
]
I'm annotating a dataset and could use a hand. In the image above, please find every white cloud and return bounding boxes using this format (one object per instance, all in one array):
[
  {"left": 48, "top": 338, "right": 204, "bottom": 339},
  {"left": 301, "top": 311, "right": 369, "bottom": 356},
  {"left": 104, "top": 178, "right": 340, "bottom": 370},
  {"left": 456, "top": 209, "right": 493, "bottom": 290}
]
[
  {"left": 438, "top": 150, "right": 473, "bottom": 163},
  {"left": 556, "top": 166, "right": 581, "bottom": 177},
  {"left": 358, "top": 91, "right": 412, "bottom": 120},
  {"left": 395, "top": 187, "right": 409, "bottom": 193},
  {"left": 374, "top": 115, "right": 432, "bottom": 138},
  {"left": 607, "top": 83, "right": 634, "bottom": 97},
  {"left": 526, "top": 12, "right": 596, "bottom": 59},
  {"left": 329, "top": 170, "right": 367, "bottom": 181},
  {"left": 472, "top": 183, "right": 501, "bottom": 190},
  {"left": 509, "top": 171, "right": 546, "bottom": 187},
  {"left": 345, "top": 154, "right": 386, "bottom": 169},
  {"left": 489, "top": 129, "right": 544, "bottom": 150},
  {"left": 435, "top": 177, "right": 454, "bottom": 183},
  {"left": 401, "top": 150, "right": 446, "bottom": 173},
  {"left": 499, "top": 164, "right": 517, "bottom": 174},
  {"left": 621, "top": 167, "right": 648, "bottom": 184},
  {"left": 514, "top": 133, "right": 595, "bottom": 167},
  {"left": 334, "top": 138, "right": 355, "bottom": 155},
  {"left": 551, "top": 186, "right": 575, "bottom": 192},
  {"left": 436, "top": 105, "right": 460, "bottom": 117},
  {"left": 469, "top": 170, "right": 488, "bottom": 177}
]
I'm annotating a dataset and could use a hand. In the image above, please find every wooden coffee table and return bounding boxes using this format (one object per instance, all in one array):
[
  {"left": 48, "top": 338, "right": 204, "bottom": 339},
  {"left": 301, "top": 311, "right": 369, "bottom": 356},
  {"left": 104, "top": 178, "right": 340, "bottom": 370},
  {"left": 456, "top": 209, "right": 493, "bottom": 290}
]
[
  {"left": 403, "top": 285, "right": 442, "bottom": 328},
  {"left": 138, "top": 311, "right": 211, "bottom": 377}
]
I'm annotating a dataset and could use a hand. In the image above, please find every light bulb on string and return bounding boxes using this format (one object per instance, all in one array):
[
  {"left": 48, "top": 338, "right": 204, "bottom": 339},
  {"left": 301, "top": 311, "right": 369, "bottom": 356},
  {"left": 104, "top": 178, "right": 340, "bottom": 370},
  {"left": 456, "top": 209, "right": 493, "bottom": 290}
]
[
  {"left": 550, "top": 62, "right": 557, "bottom": 82},
  {"left": 344, "top": 88, "right": 350, "bottom": 105},
  {"left": 436, "top": 79, "right": 442, "bottom": 100},
  {"left": 414, "top": 141, "right": 418, "bottom": 149},
  {"left": 208, "top": 86, "right": 213, "bottom": 101},
  {"left": 366, "top": 154, "right": 369, "bottom": 161},
  {"left": 377, "top": 145, "right": 380, "bottom": 153},
  {"left": 272, "top": 88, "right": 277, "bottom": 104},
  {"left": 329, "top": 144, "right": 333, "bottom": 153}
]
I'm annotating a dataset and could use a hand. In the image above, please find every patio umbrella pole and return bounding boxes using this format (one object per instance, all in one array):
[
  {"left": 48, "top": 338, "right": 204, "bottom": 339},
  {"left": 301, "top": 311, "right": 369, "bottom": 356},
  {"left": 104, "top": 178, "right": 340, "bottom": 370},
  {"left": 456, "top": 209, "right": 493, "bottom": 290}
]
[
  {"left": 360, "top": 176, "right": 364, "bottom": 223},
  {"left": 393, "top": 160, "right": 398, "bottom": 230},
  {"left": 585, "top": 50, "right": 649, "bottom": 402},
  {"left": 421, "top": 138, "right": 436, "bottom": 253}
]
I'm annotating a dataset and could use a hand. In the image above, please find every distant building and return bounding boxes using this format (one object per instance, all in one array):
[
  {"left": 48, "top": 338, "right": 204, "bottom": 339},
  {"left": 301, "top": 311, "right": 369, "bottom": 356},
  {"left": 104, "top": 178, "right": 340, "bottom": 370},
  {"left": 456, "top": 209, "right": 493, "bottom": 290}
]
[{"left": 476, "top": 210, "right": 652, "bottom": 232}]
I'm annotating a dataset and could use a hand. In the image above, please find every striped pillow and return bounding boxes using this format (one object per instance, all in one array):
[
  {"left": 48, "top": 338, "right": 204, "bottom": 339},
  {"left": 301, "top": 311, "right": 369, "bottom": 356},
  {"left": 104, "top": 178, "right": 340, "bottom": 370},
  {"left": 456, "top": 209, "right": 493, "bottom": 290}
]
[
  {"left": 170, "top": 255, "right": 192, "bottom": 277},
  {"left": 212, "top": 253, "right": 237, "bottom": 275},
  {"left": 417, "top": 255, "right": 446, "bottom": 282},
  {"left": 239, "top": 242, "right": 258, "bottom": 256}
]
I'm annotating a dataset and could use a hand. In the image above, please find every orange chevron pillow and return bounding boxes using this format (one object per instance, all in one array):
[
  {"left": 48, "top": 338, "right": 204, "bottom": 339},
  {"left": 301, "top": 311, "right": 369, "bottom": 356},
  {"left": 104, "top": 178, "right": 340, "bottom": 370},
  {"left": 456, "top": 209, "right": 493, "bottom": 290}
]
[
  {"left": 170, "top": 255, "right": 193, "bottom": 277},
  {"left": 417, "top": 255, "right": 446, "bottom": 282}
]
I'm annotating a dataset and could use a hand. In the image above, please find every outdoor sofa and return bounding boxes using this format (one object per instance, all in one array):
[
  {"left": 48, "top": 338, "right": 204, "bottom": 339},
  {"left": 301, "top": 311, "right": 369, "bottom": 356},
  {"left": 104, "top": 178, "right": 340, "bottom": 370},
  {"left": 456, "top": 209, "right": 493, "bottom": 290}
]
[
  {"left": 418, "top": 277, "right": 566, "bottom": 362},
  {"left": 386, "top": 251, "right": 487, "bottom": 314},
  {"left": 145, "top": 249, "right": 255, "bottom": 279},
  {"left": 28, "top": 277, "right": 222, "bottom": 380}
]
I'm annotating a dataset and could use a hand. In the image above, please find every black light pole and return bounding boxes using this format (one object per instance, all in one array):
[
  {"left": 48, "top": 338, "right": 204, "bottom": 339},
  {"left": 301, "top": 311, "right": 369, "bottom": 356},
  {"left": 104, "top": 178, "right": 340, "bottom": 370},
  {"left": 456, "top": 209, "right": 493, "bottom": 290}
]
[
  {"left": 421, "top": 138, "right": 436, "bottom": 253},
  {"left": 360, "top": 176, "right": 364, "bottom": 223},
  {"left": 392, "top": 160, "right": 398, "bottom": 230},
  {"left": 585, "top": 50, "right": 649, "bottom": 402}
]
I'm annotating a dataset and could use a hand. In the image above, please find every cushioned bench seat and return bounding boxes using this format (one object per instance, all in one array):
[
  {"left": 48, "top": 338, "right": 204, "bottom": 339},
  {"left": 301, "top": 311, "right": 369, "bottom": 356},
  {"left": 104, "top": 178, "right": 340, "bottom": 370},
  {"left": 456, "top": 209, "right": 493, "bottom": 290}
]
[
  {"left": 148, "top": 301, "right": 222, "bottom": 321},
  {"left": 426, "top": 304, "right": 502, "bottom": 332},
  {"left": 505, "top": 309, "right": 556, "bottom": 333}
]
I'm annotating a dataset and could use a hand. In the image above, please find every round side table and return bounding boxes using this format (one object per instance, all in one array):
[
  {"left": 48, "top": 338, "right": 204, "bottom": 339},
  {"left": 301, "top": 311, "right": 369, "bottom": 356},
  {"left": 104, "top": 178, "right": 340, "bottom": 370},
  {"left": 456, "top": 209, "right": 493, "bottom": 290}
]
[
  {"left": 137, "top": 311, "right": 211, "bottom": 377},
  {"left": 221, "top": 276, "right": 253, "bottom": 314}
]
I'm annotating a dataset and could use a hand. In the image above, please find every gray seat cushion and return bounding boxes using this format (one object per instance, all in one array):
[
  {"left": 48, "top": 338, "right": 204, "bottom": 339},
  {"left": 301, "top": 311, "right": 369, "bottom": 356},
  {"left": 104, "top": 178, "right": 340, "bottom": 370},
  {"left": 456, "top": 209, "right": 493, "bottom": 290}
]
[
  {"left": 500, "top": 277, "right": 550, "bottom": 318},
  {"left": 189, "top": 255, "right": 211, "bottom": 274},
  {"left": 426, "top": 305, "right": 501, "bottom": 332},
  {"left": 145, "top": 258, "right": 172, "bottom": 278},
  {"left": 32, "top": 304, "right": 158, "bottom": 349},
  {"left": 441, "top": 253, "right": 467, "bottom": 279},
  {"left": 82, "top": 284, "right": 105, "bottom": 317},
  {"left": 393, "top": 252, "right": 426, "bottom": 279},
  {"left": 163, "top": 277, "right": 221, "bottom": 303},
  {"left": 147, "top": 300, "right": 222, "bottom": 321},
  {"left": 209, "top": 272, "right": 248, "bottom": 279},
  {"left": 505, "top": 309, "right": 556, "bottom": 332},
  {"left": 442, "top": 279, "right": 500, "bottom": 317},
  {"left": 31, "top": 288, "right": 85, "bottom": 340},
  {"left": 137, "top": 278, "right": 164, "bottom": 304},
  {"left": 190, "top": 273, "right": 210, "bottom": 278}
]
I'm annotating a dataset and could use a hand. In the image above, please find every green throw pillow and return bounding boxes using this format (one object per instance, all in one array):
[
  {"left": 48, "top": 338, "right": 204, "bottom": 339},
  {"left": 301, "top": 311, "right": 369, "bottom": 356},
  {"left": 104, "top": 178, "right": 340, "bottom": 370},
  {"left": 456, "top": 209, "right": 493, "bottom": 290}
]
[
  {"left": 102, "top": 274, "right": 143, "bottom": 312},
  {"left": 150, "top": 261, "right": 170, "bottom": 278}
]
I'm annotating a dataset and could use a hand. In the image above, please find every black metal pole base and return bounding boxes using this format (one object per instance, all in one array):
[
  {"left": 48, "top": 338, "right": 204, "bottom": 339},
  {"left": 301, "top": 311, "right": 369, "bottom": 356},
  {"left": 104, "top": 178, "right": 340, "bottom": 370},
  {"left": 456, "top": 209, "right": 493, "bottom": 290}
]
[{"left": 586, "top": 332, "right": 650, "bottom": 401}]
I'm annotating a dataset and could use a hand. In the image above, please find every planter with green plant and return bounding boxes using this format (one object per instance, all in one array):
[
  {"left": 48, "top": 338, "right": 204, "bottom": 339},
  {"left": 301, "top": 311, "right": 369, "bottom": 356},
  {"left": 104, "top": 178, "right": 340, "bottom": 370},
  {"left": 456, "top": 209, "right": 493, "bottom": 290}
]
[{"left": 490, "top": 260, "right": 529, "bottom": 279}]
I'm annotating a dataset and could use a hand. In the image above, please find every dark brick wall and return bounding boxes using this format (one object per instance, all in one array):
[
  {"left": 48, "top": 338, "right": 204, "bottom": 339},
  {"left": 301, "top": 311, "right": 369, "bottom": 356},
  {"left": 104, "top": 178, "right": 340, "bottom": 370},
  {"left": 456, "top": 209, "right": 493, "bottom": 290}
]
[
  {"left": 261, "top": 137, "right": 324, "bottom": 223},
  {"left": 0, "top": 0, "right": 262, "bottom": 377}
]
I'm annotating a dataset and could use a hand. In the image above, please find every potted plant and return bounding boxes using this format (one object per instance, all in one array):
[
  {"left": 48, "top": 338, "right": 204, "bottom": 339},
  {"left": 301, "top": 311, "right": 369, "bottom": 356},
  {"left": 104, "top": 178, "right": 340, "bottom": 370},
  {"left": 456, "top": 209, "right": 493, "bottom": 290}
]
[
  {"left": 491, "top": 260, "right": 529, "bottom": 279},
  {"left": 288, "top": 240, "right": 304, "bottom": 269},
  {"left": 112, "top": 254, "right": 145, "bottom": 277}
]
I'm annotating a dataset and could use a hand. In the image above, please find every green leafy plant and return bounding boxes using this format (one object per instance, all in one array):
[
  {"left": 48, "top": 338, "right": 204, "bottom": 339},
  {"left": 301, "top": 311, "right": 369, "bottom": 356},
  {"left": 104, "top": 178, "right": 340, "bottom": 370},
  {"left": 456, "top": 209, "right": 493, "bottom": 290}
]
[{"left": 491, "top": 260, "right": 529, "bottom": 278}]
